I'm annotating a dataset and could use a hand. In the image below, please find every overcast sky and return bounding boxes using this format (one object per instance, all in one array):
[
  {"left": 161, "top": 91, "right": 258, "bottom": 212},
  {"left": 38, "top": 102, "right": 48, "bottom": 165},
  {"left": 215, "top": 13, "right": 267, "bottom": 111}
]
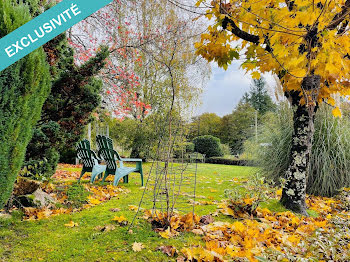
[{"left": 196, "top": 62, "right": 276, "bottom": 117}]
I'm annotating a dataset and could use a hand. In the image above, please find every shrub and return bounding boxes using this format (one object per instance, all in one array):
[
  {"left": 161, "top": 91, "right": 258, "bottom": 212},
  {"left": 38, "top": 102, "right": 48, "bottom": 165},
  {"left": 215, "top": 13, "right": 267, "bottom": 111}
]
[
  {"left": 23, "top": 121, "right": 61, "bottom": 180},
  {"left": 251, "top": 103, "right": 350, "bottom": 197},
  {"left": 193, "top": 135, "right": 223, "bottom": 158},
  {"left": 223, "top": 174, "right": 273, "bottom": 217},
  {"left": 173, "top": 142, "right": 195, "bottom": 158},
  {"left": 220, "top": 143, "right": 232, "bottom": 155},
  {"left": 206, "top": 157, "right": 251, "bottom": 166},
  {"left": 24, "top": 35, "right": 109, "bottom": 175},
  {"left": 185, "top": 142, "right": 195, "bottom": 153},
  {"left": 0, "top": 0, "right": 51, "bottom": 208}
]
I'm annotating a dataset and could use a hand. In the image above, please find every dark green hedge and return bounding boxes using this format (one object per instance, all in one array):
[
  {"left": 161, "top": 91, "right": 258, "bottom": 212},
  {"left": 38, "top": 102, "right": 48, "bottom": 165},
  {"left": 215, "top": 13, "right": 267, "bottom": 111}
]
[
  {"left": 193, "top": 135, "right": 223, "bottom": 158},
  {"left": 0, "top": 1, "right": 51, "bottom": 207},
  {"left": 205, "top": 157, "right": 253, "bottom": 166}
]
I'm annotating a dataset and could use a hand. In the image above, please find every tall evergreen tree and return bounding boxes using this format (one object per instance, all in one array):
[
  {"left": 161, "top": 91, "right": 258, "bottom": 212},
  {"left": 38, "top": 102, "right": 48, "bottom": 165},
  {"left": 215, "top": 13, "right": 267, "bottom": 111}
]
[
  {"left": 0, "top": 0, "right": 51, "bottom": 208},
  {"left": 24, "top": 37, "right": 109, "bottom": 177},
  {"left": 242, "top": 77, "right": 276, "bottom": 115}
]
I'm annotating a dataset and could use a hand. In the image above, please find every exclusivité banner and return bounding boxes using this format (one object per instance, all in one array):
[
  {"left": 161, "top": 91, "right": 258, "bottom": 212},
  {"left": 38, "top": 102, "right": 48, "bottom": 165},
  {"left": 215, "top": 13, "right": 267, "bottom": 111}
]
[{"left": 0, "top": 0, "right": 112, "bottom": 72}]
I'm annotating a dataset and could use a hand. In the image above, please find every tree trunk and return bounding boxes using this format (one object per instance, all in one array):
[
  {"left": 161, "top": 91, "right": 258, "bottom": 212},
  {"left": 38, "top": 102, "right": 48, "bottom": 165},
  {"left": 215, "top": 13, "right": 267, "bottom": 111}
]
[{"left": 280, "top": 75, "right": 320, "bottom": 215}]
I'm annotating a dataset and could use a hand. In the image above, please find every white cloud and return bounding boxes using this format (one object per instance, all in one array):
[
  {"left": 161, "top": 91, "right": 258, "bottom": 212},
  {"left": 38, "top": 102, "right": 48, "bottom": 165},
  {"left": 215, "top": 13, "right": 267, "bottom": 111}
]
[
  {"left": 197, "top": 62, "right": 251, "bottom": 117},
  {"left": 196, "top": 61, "right": 277, "bottom": 117}
]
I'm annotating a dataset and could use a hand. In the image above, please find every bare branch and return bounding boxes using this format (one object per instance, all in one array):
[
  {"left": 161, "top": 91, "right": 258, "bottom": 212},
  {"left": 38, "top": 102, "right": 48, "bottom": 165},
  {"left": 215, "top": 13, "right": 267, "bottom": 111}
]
[
  {"left": 326, "top": 0, "right": 350, "bottom": 30},
  {"left": 222, "top": 17, "right": 260, "bottom": 45}
]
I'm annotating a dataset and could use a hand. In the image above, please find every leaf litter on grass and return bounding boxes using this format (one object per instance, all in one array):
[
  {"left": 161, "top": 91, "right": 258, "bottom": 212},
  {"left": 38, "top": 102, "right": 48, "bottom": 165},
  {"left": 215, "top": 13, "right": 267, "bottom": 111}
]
[{"left": 141, "top": 182, "right": 350, "bottom": 262}]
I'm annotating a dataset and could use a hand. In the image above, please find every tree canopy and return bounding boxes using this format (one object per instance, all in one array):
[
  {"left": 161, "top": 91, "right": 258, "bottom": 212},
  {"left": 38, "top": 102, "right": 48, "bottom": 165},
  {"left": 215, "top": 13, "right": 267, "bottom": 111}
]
[
  {"left": 195, "top": 0, "right": 350, "bottom": 214},
  {"left": 195, "top": 0, "right": 350, "bottom": 115}
]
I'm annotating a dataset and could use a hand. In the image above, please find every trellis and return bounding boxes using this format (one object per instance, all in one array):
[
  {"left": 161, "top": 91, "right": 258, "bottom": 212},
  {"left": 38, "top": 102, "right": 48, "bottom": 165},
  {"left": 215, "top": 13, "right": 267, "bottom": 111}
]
[{"left": 130, "top": 119, "right": 198, "bottom": 228}]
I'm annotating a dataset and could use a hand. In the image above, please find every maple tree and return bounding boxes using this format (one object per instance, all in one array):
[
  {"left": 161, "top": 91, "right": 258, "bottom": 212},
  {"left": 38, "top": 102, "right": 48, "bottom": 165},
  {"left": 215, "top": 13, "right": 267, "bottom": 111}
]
[{"left": 195, "top": 0, "right": 350, "bottom": 215}]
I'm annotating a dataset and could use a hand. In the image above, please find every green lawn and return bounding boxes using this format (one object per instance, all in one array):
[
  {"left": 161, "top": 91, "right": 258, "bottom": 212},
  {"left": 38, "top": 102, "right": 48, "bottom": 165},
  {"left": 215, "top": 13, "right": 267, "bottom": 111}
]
[{"left": 0, "top": 163, "right": 257, "bottom": 262}]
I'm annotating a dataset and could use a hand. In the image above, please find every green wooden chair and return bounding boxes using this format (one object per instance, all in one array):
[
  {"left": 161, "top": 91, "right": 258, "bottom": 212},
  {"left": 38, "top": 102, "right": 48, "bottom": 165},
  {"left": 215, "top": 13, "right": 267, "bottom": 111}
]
[
  {"left": 76, "top": 139, "right": 106, "bottom": 183},
  {"left": 96, "top": 135, "right": 144, "bottom": 186}
]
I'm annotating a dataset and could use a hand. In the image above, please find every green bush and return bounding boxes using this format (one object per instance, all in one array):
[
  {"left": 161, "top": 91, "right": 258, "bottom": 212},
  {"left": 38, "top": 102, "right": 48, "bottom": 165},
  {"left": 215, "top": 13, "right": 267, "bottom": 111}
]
[
  {"left": 173, "top": 142, "right": 195, "bottom": 158},
  {"left": 220, "top": 143, "right": 232, "bottom": 155},
  {"left": 250, "top": 103, "right": 350, "bottom": 197},
  {"left": 23, "top": 121, "right": 61, "bottom": 180},
  {"left": 0, "top": 0, "right": 51, "bottom": 208},
  {"left": 185, "top": 142, "right": 195, "bottom": 153},
  {"left": 193, "top": 135, "right": 223, "bottom": 158}
]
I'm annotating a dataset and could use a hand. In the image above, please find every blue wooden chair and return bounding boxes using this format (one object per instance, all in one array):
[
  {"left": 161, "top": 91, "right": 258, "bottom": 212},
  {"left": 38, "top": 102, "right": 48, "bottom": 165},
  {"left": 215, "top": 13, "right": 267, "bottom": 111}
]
[
  {"left": 76, "top": 139, "right": 106, "bottom": 183},
  {"left": 96, "top": 135, "right": 144, "bottom": 186}
]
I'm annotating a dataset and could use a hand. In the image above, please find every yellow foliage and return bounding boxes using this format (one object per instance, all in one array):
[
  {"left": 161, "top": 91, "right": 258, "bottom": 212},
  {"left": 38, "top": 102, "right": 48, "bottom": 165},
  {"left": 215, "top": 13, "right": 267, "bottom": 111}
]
[
  {"left": 111, "top": 216, "right": 127, "bottom": 223},
  {"left": 251, "top": 71, "right": 261, "bottom": 80},
  {"left": 332, "top": 107, "right": 342, "bottom": 118},
  {"left": 179, "top": 191, "right": 346, "bottom": 262},
  {"left": 64, "top": 221, "right": 78, "bottom": 228},
  {"left": 159, "top": 227, "right": 179, "bottom": 239},
  {"left": 128, "top": 205, "right": 139, "bottom": 211},
  {"left": 195, "top": 0, "right": 350, "bottom": 107}
]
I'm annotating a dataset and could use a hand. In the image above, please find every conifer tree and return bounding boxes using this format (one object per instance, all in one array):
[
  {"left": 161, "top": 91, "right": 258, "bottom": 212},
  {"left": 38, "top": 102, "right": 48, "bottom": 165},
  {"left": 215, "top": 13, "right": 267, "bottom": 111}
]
[{"left": 0, "top": 0, "right": 51, "bottom": 207}]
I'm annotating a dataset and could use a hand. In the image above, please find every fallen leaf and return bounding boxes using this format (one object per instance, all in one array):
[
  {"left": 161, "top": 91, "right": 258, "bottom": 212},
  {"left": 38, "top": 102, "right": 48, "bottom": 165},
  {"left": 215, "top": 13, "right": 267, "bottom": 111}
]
[
  {"left": 95, "top": 224, "right": 116, "bottom": 232},
  {"left": 128, "top": 205, "right": 139, "bottom": 211},
  {"left": 159, "top": 227, "right": 172, "bottom": 239},
  {"left": 64, "top": 221, "right": 78, "bottom": 227},
  {"left": 132, "top": 242, "right": 144, "bottom": 252},
  {"left": 159, "top": 227, "right": 179, "bottom": 239},
  {"left": 176, "top": 256, "right": 186, "bottom": 262},
  {"left": 157, "top": 245, "right": 178, "bottom": 257},
  {"left": 87, "top": 196, "right": 102, "bottom": 205},
  {"left": 109, "top": 208, "right": 121, "bottom": 212},
  {"left": 112, "top": 216, "right": 127, "bottom": 223},
  {"left": 200, "top": 215, "right": 214, "bottom": 225},
  {"left": 191, "top": 228, "right": 204, "bottom": 235}
]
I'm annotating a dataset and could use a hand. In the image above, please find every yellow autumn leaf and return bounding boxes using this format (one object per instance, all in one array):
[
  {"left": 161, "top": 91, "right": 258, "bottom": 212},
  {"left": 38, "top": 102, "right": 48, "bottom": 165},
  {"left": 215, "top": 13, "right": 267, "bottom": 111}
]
[
  {"left": 112, "top": 216, "right": 127, "bottom": 223},
  {"left": 287, "top": 235, "right": 301, "bottom": 245},
  {"left": 88, "top": 196, "right": 101, "bottom": 205},
  {"left": 170, "top": 216, "right": 181, "bottom": 230},
  {"left": 251, "top": 71, "right": 261, "bottom": 79},
  {"left": 191, "top": 228, "right": 204, "bottom": 235},
  {"left": 128, "top": 205, "right": 138, "bottom": 211},
  {"left": 181, "top": 247, "right": 215, "bottom": 261},
  {"left": 205, "top": 13, "right": 213, "bottom": 20},
  {"left": 332, "top": 107, "right": 342, "bottom": 118},
  {"left": 159, "top": 227, "right": 172, "bottom": 239},
  {"left": 132, "top": 242, "right": 144, "bottom": 252},
  {"left": 243, "top": 198, "right": 254, "bottom": 205},
  {"left": 64, "top": 221, "right": 78, "bottom": 228},
  {"left": 36, "top": 209, "right": 52, "bottom": 220},
  {"left": 232, "top": 221, "right": 245, "bottom": 234}
]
